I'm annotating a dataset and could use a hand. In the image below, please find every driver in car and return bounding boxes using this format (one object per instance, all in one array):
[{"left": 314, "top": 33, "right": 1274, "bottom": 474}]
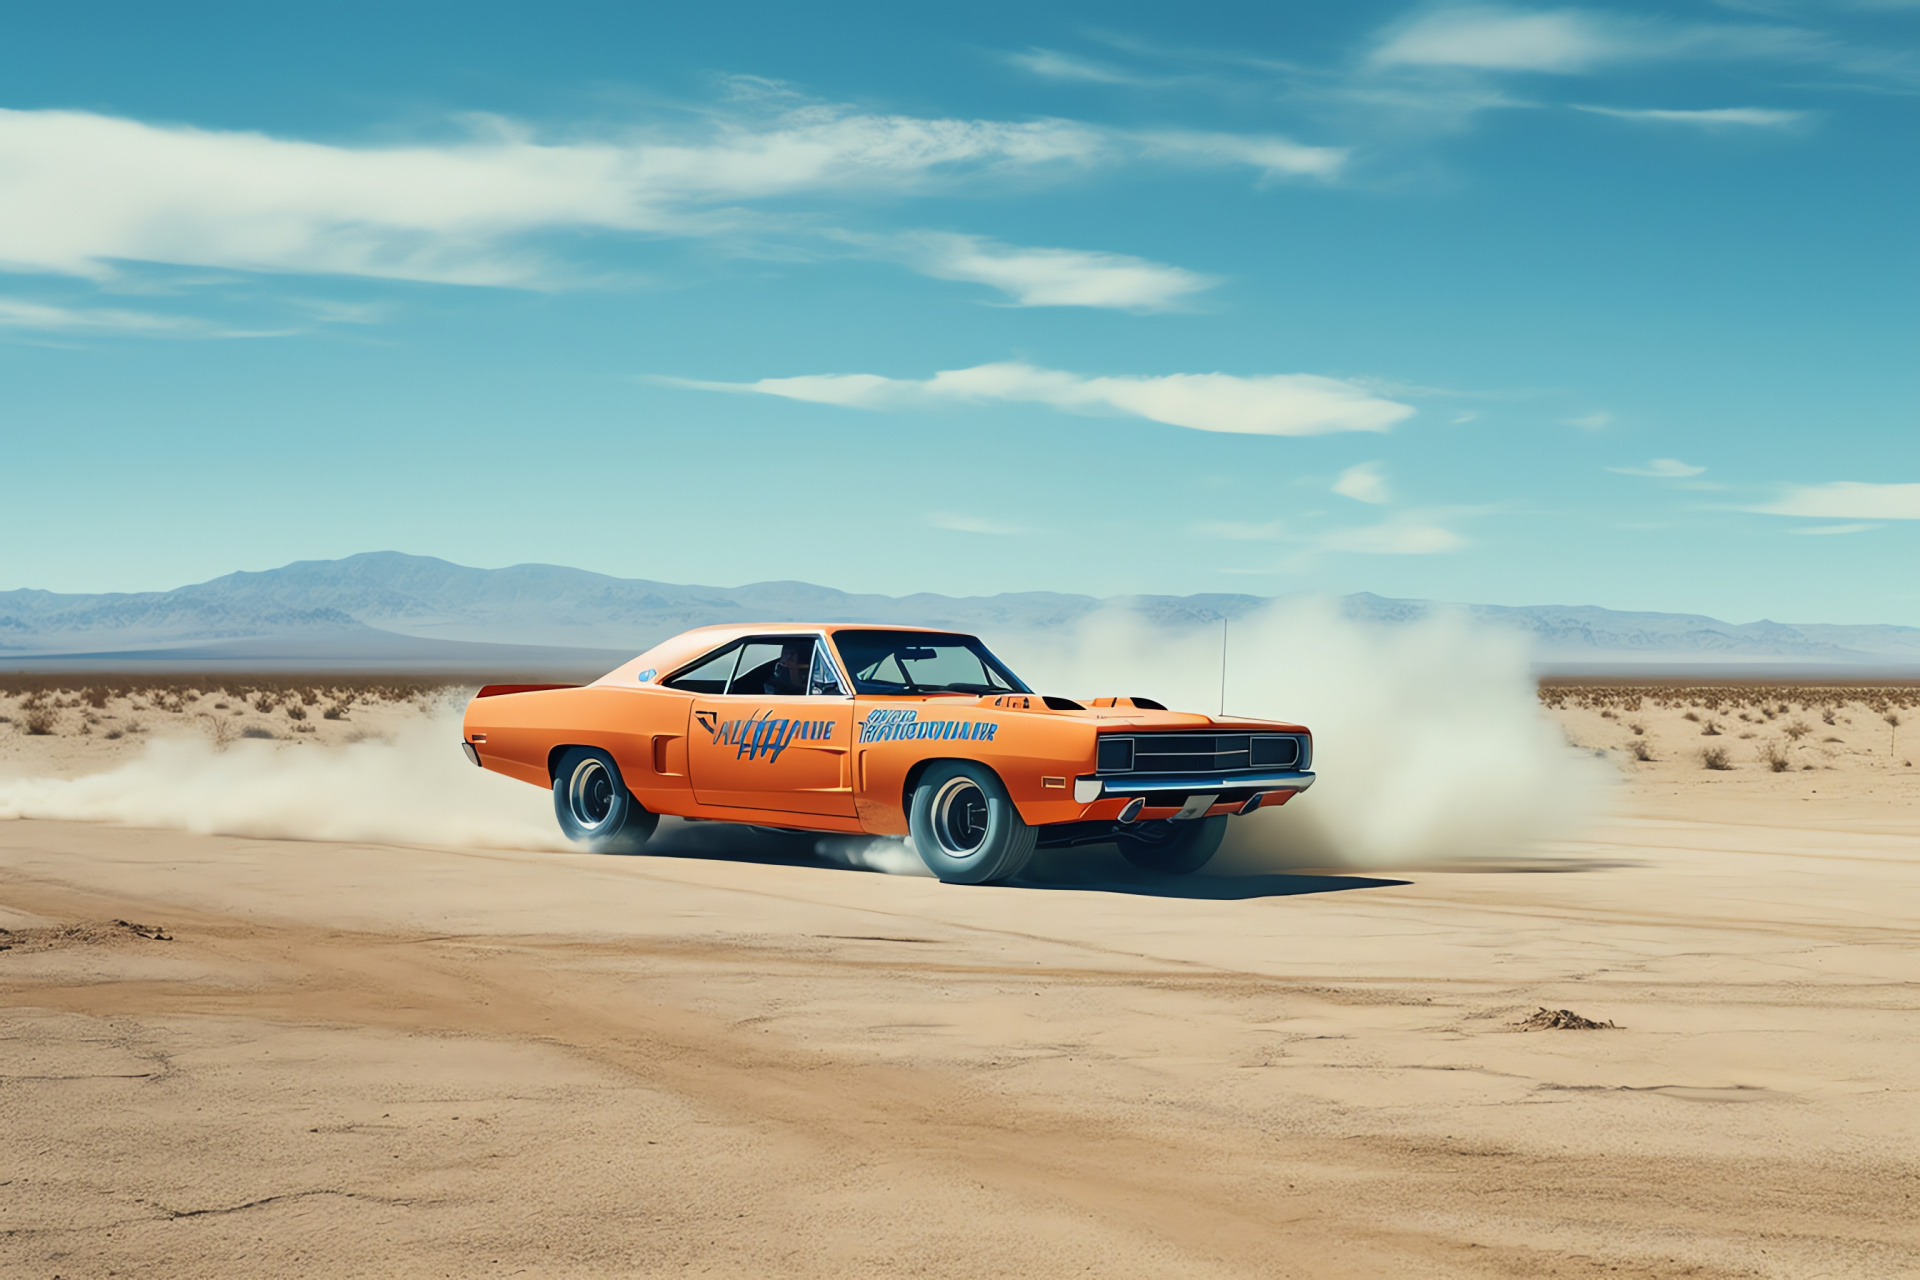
[{"left": 762, "top": 640, "right": 812, "bottom": 695}]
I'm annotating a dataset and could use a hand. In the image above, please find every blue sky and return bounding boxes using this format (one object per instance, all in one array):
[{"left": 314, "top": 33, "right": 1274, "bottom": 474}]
[{"left": 2, "top": 1, "right": 1915, "bottom": 622}]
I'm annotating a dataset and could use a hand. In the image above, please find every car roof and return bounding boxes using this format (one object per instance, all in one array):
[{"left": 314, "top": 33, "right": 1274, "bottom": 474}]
[{"left": 593, "top": 623, "right": 976, "bottom": 687}]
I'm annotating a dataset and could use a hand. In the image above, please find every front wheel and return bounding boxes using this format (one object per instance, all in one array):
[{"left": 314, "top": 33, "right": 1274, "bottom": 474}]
[
  {"left": 908, "top": 761, "right": 1036, "bottom": 885},
  {"left": 552, "top": 747, "right": 658, "bottom": 854},
  {"left": 1116, "top": 815, "right": 1226, "bottom": 875}
]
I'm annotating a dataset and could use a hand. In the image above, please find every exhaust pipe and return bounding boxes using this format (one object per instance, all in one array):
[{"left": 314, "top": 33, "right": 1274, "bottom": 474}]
[{"left": 1117, "top": 796, "right": 1146, "bottom": 824}]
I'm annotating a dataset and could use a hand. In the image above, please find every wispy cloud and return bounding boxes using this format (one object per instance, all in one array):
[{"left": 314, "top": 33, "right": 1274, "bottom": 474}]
[
  {"left": 665, "top": 362, "right": 1415, "bottom": 437},
  {"left": 0, "top": 104, "right": 1339, "bottom": 298},
  {"left": 1574, "top": 104, "right": 1810, "bottom": 127},
  {"left": 1134, "top": 130, "right": 1350, "bottom": 180},
  {"left": 1332, "top": 461, "right": 1392, "bottom": 503},
  {"left": 0, "top": 296, "right": 278, "bottom": 338},
  {"left": 1319, "top": 518, "right": 1468, "bottom": 555},
  {"left": 1607, "top": 458, "right": 1707, "bottom": 477},
  {"left": 1785, "top": 522, "right": 1879, "bottom": 534},
  {"left": 1368, "top": 5, "right": 1847, "bottom": 75},
  {"left": 1563, "top": 411, "right": 1613, "bottom": 429},
  {"left": 1754, "top": 481, "right": 1920, "bottom": 519},
  {"left": 1373, "top": 7, "right": 1642, "bottom": 73},
  {"left": 898, "top": 233, "right": 1216, "bottom": 310},
  {"left": 1007, "top": 48, "right": 1155, "bottom": 86}
]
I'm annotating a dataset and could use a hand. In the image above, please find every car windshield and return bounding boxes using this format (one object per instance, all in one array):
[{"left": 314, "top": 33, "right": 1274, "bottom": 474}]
[{"left": 831, "top": 630, "right": 1031, "bottom": 696}]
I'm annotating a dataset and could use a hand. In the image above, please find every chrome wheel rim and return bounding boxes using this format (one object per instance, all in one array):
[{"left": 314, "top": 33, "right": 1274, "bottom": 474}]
[
  {"left": 930, "top": 777, "right": 990, "bottom": 858},
  {"left": 567, "top": 758, "right": 616, "bottom": 830}
]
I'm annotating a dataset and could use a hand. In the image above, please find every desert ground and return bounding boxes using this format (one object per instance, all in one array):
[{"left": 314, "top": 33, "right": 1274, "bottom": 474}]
[{"left": 3, "top": 679, "right": 1919, "bottom": 1278}]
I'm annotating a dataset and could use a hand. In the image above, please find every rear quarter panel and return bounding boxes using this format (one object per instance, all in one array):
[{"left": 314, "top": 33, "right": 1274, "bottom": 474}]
[{"left": 462, "top": 685, "right": 693, "bottom": 812}]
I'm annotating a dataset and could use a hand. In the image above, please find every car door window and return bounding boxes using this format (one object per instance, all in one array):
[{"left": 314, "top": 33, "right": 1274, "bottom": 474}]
[
  {"left": 661, "top": 642, "right": 744, "bottom": 693},
  {"left": 727, "top": 638, "right": 815, "bottom": 696}
]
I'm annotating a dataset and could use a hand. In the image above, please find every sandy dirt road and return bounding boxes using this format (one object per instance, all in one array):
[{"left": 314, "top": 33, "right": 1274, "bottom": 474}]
[{"left": 3, "top": 801, "right": 1919, "bottom": 1278}]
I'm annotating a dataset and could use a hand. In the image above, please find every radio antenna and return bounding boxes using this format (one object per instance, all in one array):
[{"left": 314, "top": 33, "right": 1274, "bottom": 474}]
[{"left": 1219, "top": 616, "right": 1228, "bottom": 717}]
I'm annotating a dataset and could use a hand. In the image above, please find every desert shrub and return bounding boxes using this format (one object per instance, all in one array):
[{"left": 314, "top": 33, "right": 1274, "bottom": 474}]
[
  {"left": 1701, "top": 746, "right": 1732, "bottom": 771},
  {"left": 1738, "top": 731, "right": 1756, "bottom": 740},
  {"left": 1701, "top": 720, "right": 1722, "bottom": 736},
  {"left": 240, "top": 726, "right": 276, "bottom": 740},
  {"left": 1600, "top": 709, "right": 1616, "bottom": 719},
  {"left": 1783, "top": 719, "right": 1811, "bottom": 741},
  {"left": 1628, "top": 740, "right": 1655, "bottom": 762},
  {"left": 1683, "top": 711, "right": 1700, "bottom": 722},
  {"left": 84, "top": 687, "right": 110, "bottom": 709},
  {"left": 1627, "top": 721, "right": 1645, "bottom": 735},
  {"left": 213, "top": 702, "right": 230, "bottom": 710},
  {"left": 104, "top": 728, "right": 124, "bottom": 740},
  {"left": 285, "top": 704, "right": 307, "bottom": 721},
  {"left": 24, "top": 707, "right": 57, "bottom": 735},
  {"left": 299, "top": 687, "right": 319, "bottom": 705},
  {"left": 294, "top": 722, "right": 316, "bottom": 734},
  {"left": 323, "top": 705, "right": 348, "bottom": 720},
  {"left": 1760, "top": 740, "right": 1791, "bottom": 773},
  {"left": 253, "top": 695, "right": 275, "bottom": 713},
  {"left": 1823, "top": 708, "right": 1836, "bottom": 725}
]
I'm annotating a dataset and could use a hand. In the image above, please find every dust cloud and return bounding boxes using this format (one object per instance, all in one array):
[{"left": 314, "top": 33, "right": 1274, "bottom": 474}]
[
  {"left": 0, "top": 701, "right": 569, "bottom": 852},
  {"left": 999, "top": 599, "right": 1612, "bottom": 868}
]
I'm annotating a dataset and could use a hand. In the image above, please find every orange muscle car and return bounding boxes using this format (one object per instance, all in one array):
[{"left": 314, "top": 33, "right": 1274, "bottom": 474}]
[{"left": 460, "top": 624, "right": 1314, "bottom": 883}]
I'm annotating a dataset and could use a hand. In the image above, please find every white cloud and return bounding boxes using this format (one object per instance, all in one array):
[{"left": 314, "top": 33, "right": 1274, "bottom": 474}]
[
  {"left": 1607, "top": 458, "right": 1707, "bottom": 477},
  {"left": 902, "top": 234, "right": 1215, "bottom": 310},
  {"left": 0, "top": 296, "right": 280, "bottom": 338},
  {"left": 673, "top": 361, "right": 1415, "bottom": 437},
  {"left": 1563, "top": 411, "right": 1612, "bottom": 429},
  {"left": 1135, "top": 130, "right": 1350, "bottom": 180},
  {"left": 1368, "top": 5, "right": 1853, "bottom": 77},
  {"left": 0, "top": 105, "right": 1339, "bottom": 297},
  {"left": 1574, "top": 104, "right": 1808, "bottom": 127},
  {"left": 1755, "top": 481, "right": 1920, "bottom": 519},
  {"left": 1321, "top": 519, "right": 1467, "bottom": 555},
  {"left": 1333, "top": 461, "right": 1392, "bottom": 503},
  {"left": 1373, "top": 7, "right": 1639, "bottom": 72},
  {"left": 1008, "top": 48, "right": 1150, "bottom": 85},
  {"left": 0, "top": 106, "right": 1109, "bottom": 286},
  {"left": 1785, "top": 522, "right": 1879, "bottom": 535}
]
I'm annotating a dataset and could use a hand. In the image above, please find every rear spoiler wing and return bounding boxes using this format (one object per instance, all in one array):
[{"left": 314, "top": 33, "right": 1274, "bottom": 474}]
[{"left": 474, "top": 683, "right": 580, "bottom": 699}]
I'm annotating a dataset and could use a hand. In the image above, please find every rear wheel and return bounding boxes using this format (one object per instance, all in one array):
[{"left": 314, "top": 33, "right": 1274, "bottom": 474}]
[
  {"left": 908, "top": 761, "right": 1036, "bottom": 885},
  {"left": 552, "top": 747, "right": 658, "bottom": 854},
  {"left": 1116, "top": 815, "right": 1227, "bottom": 875}
]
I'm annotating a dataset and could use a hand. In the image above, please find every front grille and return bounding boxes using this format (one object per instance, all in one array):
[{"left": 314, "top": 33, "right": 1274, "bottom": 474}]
[{"left": 1095, "top": 732, "right": 1304, "bottom": 775}]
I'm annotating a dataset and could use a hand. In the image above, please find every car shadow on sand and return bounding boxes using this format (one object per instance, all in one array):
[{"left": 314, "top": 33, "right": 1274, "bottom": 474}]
[
  {"left": 623, "top": 820, "right": 1408, "bottom": 901},
  {"left": 1015, "top": 867, "right": 1411, "bottom": 901}
]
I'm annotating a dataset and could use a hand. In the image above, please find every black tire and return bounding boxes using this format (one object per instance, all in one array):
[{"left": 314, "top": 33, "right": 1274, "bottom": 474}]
[
  {"left": 907, "top": 761, "right": 1036, "bottom": 885},
  {"left": 1116, "top": 815, "right": 1227, "bottom": 875},
  {"left": 552, "top": 747, "right": 659, "bottom": 854}
]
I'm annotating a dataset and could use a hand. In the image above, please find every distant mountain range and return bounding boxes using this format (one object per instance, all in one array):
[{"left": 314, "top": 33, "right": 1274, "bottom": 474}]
[{"left": 3, "top": 551, "right": 1918, "bottom": 673}]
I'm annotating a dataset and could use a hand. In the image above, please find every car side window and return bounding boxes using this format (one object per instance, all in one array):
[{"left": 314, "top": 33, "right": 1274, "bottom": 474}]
[
  {"left": 727, "top": 638, "right": 816, "bottom": 697},
  {"left": 661, "top": 641, "right": 744, "bottom": 693}
]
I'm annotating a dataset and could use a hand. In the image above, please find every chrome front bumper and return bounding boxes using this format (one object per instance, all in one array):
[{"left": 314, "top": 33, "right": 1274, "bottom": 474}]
[{"left": 1073, "top": 770, "right": 1316, "bottom": 805}]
